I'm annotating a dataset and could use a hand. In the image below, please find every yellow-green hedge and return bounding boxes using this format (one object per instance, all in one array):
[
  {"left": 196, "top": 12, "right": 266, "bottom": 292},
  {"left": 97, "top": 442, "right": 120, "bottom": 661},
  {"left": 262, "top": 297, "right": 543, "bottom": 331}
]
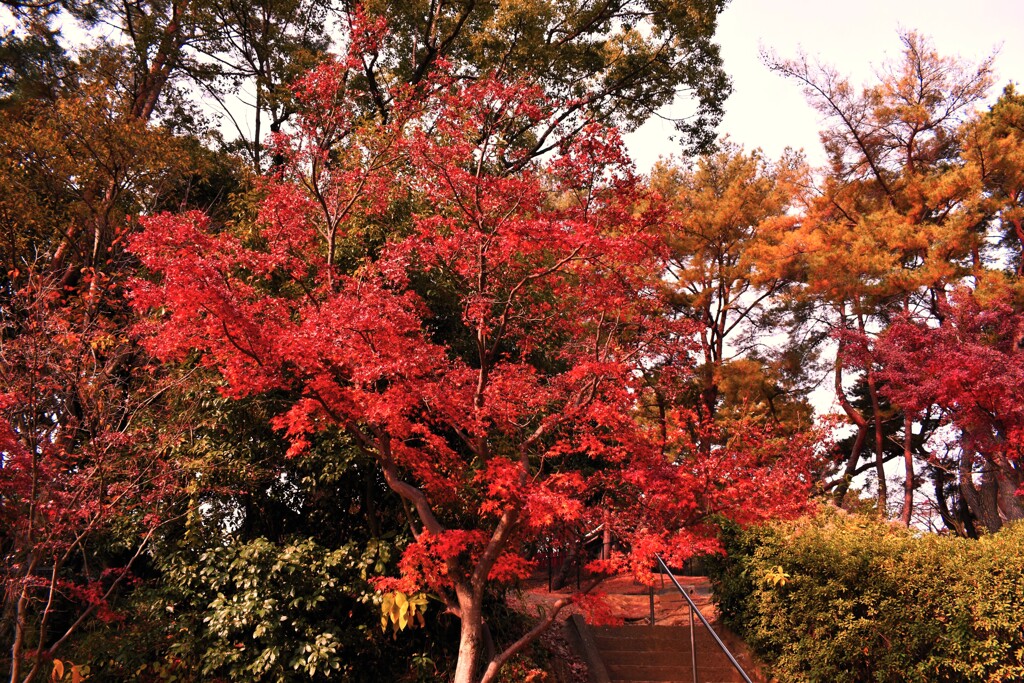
[{"left": 708, "top": 509, "right": 1024, "bottom": 682}]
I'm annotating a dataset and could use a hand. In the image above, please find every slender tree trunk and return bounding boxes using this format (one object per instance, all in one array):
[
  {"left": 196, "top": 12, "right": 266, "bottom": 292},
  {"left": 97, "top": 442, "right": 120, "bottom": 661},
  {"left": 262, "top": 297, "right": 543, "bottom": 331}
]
[
  {"left": 901, "top": 412, "right": 914, "bottom": 526},
  {"left": 9, "top": 591, "right": 25, "bottom": 683},
  {"left": 700, "top": 370, "right": 718, "bottom": 423},
  {"left": 931, "top": 467, "right": 963, "bottom": 536},
  {"left": 866, "top": 365, "right": 887, "bottom": 517},
  {"left": 9, "top": 553, "right": 38, "bottom": 683},
  {"left": 1013, "top": 218, "right": 1024, "bottom": 277},
  {"left": 656, "top": 391, "right": 668, "bottom": 457},
  {"left": 833, "top": 314, "right": 870, "bottom": 508},
  {"left": 833, "top": 425, "right": 867, "bottom": 507}
]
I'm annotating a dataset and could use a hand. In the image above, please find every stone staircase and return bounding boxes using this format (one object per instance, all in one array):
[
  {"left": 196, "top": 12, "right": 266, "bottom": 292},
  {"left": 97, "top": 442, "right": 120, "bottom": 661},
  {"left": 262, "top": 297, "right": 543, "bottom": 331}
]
[
  {"left": 566, "top": 580, "right": 762, "bottom": 683},
  {"left": 582, "top": 622, "right": 751, "bottom": 683},
  {"left": 532, "top": 573, "right": 765, "bottom": 683}
]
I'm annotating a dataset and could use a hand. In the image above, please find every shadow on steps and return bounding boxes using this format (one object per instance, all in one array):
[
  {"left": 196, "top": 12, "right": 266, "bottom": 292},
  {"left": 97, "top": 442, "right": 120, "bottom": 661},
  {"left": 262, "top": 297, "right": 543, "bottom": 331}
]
[{"left": 567, "top": 615, "right": 765, "bottom": 683}]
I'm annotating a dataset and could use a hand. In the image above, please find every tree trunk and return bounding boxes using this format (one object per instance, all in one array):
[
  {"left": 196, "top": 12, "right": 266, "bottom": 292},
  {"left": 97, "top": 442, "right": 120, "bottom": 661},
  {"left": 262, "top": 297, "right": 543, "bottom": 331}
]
[
  {"left": 8, "top": 553, "right": 38, "bottom": 683},
  {"left": 901, "top": 412, "right": 914, "bottom": 526},
  {"left": 866, "top": 365, "right": 888, "bottom": 518},
  {"left": 550, "top": 541, "right": 580, "bottom": 591},
  {"left": 993, "top": 453, "right": 1024, "bottom": 523},
  {"left": 453, "top": 584, "right": 483, "bottom": 683},
  {"left": 959, "top": 450, "right": 1002, "bottom": 533},
  {"left": 931, "top": 467, "right": 963, "bottom": 536},
  {"left": 978, "top": 467, "right": 1001, "bottom": 532},
  {"left": 129, "top": 0, "right": 190, "bottom": 122},
  {"left": 833, "top": 317, "right": 870, "bottom": 509},
  {"left": 833, "top": 425, "right": 867, "bottom": 507}
]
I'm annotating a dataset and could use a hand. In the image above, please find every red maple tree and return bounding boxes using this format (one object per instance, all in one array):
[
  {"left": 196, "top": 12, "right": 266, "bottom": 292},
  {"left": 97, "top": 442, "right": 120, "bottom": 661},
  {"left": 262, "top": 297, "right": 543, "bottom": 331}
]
[
  {"left": 876, "top": 288, "right": 1024, "bottom": 530},
  {"left": 129, "top": 37, "right": 815, "bottom": 682},
  {"left": 0, "top": 272, "right": 178, "bottom": 683}
]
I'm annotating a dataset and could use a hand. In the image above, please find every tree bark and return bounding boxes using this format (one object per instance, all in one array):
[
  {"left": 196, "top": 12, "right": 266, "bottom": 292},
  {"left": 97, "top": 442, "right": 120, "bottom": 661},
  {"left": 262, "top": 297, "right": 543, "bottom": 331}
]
[
  {"left": 959, "top": 449, "right": 1002, "bottom": 533},
  {"left": 453, "top": 584, "right": 483, "bottom": 683},
  {"left": 993, "top": 452, "right": 1024, "bottom": 523},
  {"left": 832, "top": 316, "right": 870, "bottom": 508},
  {"left": 129, "top": 0, "right": 191, "bottom": 122},
  {"left": 931, "top": 467, "right": 963, "bottom": 536},
  {"left": 833, "top": 425, "right": 867, "bottom": 507},
  {"left": 550, "top": 541, "right": 581, "bottom": 591},
  {"left": 901, "top": 412, "right": 914, "bottom": 526},
  {"left": 865, "top": 364, "right": 888, "bottom": 518}
]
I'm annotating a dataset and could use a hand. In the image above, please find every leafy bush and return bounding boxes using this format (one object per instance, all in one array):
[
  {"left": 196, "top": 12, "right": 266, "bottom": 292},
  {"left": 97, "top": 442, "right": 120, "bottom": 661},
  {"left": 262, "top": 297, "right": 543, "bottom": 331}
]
[
  {"left": 708, "top": 509, "right": 1024, "bottom": 682},
  {"left": 68, "top": 535, "right": 460, "bottom": 682}
]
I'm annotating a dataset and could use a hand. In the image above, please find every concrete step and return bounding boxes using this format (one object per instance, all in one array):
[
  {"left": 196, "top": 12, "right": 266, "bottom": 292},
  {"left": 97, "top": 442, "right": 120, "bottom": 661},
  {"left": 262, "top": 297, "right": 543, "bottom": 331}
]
[
  {"left": 606, "top": 663, "right": 746, "bottom": 683},
  {"left": 569, "top": 617, "right": 754, "bottom": 683},
  {"left": 593, "top": 625, "right": 722, "bottom": 642},
  {"left": 599, "top": 651, "right": 696, "bottom": 667}
]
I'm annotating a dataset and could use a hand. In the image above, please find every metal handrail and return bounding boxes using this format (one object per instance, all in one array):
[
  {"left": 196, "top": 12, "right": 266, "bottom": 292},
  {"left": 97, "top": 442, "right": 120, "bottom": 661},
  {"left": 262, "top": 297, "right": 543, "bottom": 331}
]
[{"left": 654, "top": 554, "right": 753, "bottom": 683}]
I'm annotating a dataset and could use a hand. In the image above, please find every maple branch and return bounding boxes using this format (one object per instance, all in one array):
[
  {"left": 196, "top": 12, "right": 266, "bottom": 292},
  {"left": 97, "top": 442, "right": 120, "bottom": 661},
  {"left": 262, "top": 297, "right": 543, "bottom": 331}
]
[
  {"left": 418, "top": 147, "right": 485, "bottom": 232},
  {"left": 478, "top": 596, "right": 572, "bottom": 683},
  {"left": 410, "top": 0, "right": 476, "bottom": 85},
  {"left": 489, "top": 245, "right": 585, "bottom": 358},
  {"left": 400, "top": 498, "right": 423, "bottom": 540},
  {"left": 42, "top": 526, "right": 158, "bottom": 659},
  {"left": 15, "top": 523, "right": 162, "bottom": 683},
  {"left": 217, "top": 318, "right": 263, "bottom": 366},
  {"left": 518, "top": 365, "right": 607, "bottom": 457},
  {"left": 380, "top": 455, "right": 444, "bottom": 536},
  {"left": 50, "top": 461, "right": 153, "bottom": 569},
  {"left": 478, "top": 573, "right": 606, "bottom": 683},
  {"left": 521, "top": 414, "right": 560, "bottom": 454},
  {"left": 471, "top": 508, "right": 519, "bottom": 597}
]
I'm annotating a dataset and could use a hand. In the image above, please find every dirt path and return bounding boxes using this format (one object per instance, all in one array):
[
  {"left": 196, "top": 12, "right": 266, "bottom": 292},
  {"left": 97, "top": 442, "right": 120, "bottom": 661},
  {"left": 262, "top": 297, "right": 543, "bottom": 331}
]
[{"left": 516, "top": 573, "right": 719, "bottom": 625}]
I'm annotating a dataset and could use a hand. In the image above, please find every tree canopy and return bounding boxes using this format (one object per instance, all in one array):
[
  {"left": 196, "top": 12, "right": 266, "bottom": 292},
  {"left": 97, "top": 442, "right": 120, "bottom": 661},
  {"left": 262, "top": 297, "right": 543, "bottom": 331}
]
[{"left": 2, "top": 9, "right": 1024, "bottom": 683}]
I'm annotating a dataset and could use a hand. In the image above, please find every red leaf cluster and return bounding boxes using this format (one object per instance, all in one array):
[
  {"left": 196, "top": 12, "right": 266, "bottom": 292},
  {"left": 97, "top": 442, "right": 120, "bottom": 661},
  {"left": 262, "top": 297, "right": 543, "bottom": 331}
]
[{"left": 128, "top": 39, "right": 816, "bottom": 665}]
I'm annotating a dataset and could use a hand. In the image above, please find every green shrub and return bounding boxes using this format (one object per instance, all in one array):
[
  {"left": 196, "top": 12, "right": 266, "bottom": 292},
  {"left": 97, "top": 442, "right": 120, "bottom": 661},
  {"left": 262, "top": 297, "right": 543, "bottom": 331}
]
[
  {"left": 68, "top": 535, "right": 461, "bottom": 683},
  {"left": 709, "top": 509, "right": 1024, "bottom": 682}
]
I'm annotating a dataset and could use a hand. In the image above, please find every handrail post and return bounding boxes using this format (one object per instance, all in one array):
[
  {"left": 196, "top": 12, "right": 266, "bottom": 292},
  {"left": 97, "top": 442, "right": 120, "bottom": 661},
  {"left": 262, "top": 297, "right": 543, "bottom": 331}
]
[
  {"left": 649, "top": 584, "right": 655, "bottom": 626},
  {"left": 689, "top": 591, "right": 697, "bottom": 683}
]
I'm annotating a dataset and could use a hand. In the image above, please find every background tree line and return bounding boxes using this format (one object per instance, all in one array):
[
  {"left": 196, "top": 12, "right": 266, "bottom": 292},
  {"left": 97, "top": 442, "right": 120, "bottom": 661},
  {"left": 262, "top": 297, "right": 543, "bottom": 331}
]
[{"left": 0, "top": 0, "right": 1022, "bottom": 679}]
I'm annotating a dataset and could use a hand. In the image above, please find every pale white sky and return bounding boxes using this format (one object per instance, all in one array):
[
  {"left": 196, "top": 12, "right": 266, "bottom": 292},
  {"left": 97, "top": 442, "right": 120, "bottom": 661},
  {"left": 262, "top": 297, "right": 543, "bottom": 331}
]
[{"left": 626, "top": 0, "right": 1024, "bottom": 170}]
